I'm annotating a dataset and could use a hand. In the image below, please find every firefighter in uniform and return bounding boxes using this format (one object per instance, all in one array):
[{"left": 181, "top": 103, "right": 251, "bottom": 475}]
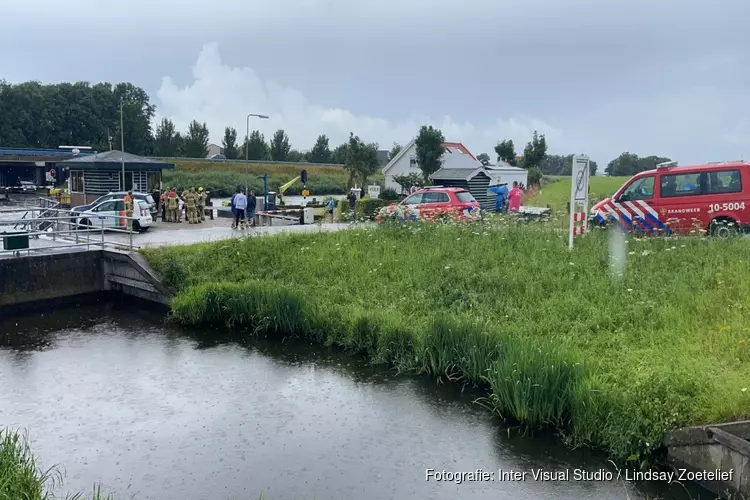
[
  {"left": 185, "top": 187, "right": 197, "bottom": 224},
  {"left": 123, "top": 190, "right": 134, "bottom": 232},
  {"left": 197, "top": 187, "right": 206, "bottom": 222},
  {"left": 160, "top": 189, "right": 167, "bottom": 222},
  {"left": 167, "top": 187, "right": 178, "bottom": 222},
  {"left": 180, "top": 187, "right": 189, "bottom": 222}
]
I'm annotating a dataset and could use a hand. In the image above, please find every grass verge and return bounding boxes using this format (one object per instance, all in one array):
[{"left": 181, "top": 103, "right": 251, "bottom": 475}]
[
  {"left": 163, "top": 159, "right": 383, "bottom": 198},
  {"left": 142, "top": 220, "right": 750, "bottom": 468}
]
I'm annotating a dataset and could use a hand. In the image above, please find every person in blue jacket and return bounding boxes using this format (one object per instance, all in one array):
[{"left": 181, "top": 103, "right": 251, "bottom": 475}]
[
  {"left": 230, "top": 189, "right": 238, "bottom": 228},
  {"left": 488, "top": 183, "right": 509, "bottom": 212}
]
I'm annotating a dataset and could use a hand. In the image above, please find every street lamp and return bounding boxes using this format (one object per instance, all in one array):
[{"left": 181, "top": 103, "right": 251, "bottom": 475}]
[
  {"left": 245, "top": 113, "right": 269, "bottom": 192},
  {"left": 120, "top": 98, "right": 125, "bottom": 190}
]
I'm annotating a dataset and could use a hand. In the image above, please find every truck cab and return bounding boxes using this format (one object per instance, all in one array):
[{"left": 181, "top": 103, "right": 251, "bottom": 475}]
[{"left": 590, "top": 161, "right": 749, "bottom": 236}]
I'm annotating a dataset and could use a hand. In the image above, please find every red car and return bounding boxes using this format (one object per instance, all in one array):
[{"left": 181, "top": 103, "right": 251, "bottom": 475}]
[{"left": 377, "top": 186, "right": 481, "bottom": 224}]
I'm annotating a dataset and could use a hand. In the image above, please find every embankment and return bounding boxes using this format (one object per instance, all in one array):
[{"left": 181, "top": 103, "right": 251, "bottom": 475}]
[
  {"left": 142, "top": 222, "right": 750, "bottom": 466},
  {"left": 162, "top": 158, "right": 384, "bottom": 197}
]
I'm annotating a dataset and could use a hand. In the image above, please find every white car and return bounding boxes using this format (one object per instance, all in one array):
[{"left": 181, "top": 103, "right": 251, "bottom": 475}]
[{"left": 76, "top": 198, "right": 153, "bottom": 232}]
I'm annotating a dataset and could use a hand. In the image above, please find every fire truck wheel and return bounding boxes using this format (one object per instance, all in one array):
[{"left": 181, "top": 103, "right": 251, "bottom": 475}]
[{"left": 710, "top": 218, "right": 738, "bottom": 238}]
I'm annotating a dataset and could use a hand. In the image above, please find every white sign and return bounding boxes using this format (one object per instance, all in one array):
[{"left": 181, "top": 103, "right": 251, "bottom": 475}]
[
  {"left": 568, "top": 154, "right": 591, "bottom": 249},
  {"left": 368, "top": 185, "right": 381, "bottom": 199},
  {"left": 572, "top": 155, "right": 590, "bottom": 202}
]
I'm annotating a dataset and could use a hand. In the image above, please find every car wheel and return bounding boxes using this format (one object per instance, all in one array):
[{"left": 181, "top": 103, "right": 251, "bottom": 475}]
[
  {"left": 79, "top": 218, "right": 91, "bottom": 230},
  {"left": 133, "top": 221, "right": 142, "bottom": 233},
  {"left": 710, "top": 218, "right": 738, "bottom": 238}
]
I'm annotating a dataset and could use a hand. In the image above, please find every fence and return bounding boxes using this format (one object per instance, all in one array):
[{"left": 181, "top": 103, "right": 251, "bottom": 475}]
[{"left": 0, "top": 203, "right": 139, "bottom": 257}]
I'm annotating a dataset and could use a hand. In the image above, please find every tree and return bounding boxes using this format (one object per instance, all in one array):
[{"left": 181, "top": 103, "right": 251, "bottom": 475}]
[
  {"left": 605, "top": 153, "right": 672, "bottom": 176},
  {"left": 269, "top": 129, "right": 291, "bottom": 161},
  {"left": 387, "top": 142, "right": 402, "bottom": 162},
  {"left": 476, "top": 152, "right": 490, "bottom": 165},
  {"left": 540, "top": 154, "right": 598, "bottom": 176},
  {"left": 287, "top": 149, "right": 306, "bottom": 162},
  {"left": 307, "top": 134, "right": 332, "bottom": 163},
  {"left": 153, "top": 118, "right": 181, "bottom": 157},
  {"left": 414, "top": 125, "right": 445, "bottom": 182},
  {"left": 222, "top": 127, "right": 239, "bottom": 159},
  {"left": 521, "top": 131, "right": 547, "bottom": 169},
  {"left": 181, "top": 120, "right": 210, "bottom": 158},
  {"left": 344, "top": 132, "right": 380, "bottom": 187},
  {"left": 494, "top": 139, "right": 517, "bottom": 165},
  {"left": 113, "top": 83, "right": 156, "bottom": 155},
  {"left": 332, "top": 143, "right": 348, "bottom": 164},
  {"left": 393, "top": 173, "right": 423, "bottom": 194},
  {"left": 243, "top": 130, "right": 269, "bottom": 160}
]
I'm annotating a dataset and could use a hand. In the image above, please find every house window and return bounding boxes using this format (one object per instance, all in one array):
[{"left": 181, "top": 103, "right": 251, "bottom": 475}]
[
  {"left": 70, "top": 170, "right": 84, "bottom": 192},
  {"left": 409, "top": 157, "right": 417, "bottom": 168},
  {"left": 147, "top": 171, "right": 161, "bottom": 191}
]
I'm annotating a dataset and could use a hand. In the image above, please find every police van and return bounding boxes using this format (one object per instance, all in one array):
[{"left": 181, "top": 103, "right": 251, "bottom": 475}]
[{"left": 590, "top": 160, "right": 749, "bottom": 237}]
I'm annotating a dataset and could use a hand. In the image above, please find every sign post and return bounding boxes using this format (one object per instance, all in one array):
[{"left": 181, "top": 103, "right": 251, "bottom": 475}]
[{"left": 568, "top": 155, "right": 590, "bottom": 249}]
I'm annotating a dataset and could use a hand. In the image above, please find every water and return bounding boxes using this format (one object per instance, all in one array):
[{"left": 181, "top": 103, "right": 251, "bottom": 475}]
[{"left": 0, "top": 304, "right": 708, "bottom": 500}]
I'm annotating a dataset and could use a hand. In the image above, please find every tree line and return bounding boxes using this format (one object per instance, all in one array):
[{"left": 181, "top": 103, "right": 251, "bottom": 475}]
[{"left": 0, "top": 80, "right": 671, "bottom": 184}]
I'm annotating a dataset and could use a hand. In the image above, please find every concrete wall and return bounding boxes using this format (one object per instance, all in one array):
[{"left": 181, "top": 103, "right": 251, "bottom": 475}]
[
  {"left": 0, "top": 251, "right": 104, "bottom": 307},
  {"left": 0, "top": 250, "right": 170, "bottom": 312}
]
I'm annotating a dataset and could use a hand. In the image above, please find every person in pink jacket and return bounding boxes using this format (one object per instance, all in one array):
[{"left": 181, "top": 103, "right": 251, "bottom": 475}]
[{"left": 508, "top": 181, "right": 523, "bottom": 211}]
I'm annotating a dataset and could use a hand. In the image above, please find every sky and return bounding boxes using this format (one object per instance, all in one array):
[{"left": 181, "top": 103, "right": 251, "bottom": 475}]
[{"left": 3, "top": 0, "right": 749, "bottom": 168}]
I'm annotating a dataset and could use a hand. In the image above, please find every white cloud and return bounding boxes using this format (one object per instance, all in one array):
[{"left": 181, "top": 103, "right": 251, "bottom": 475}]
[{"left": 155, "top": 43, "right": 562, "bottom": 157}]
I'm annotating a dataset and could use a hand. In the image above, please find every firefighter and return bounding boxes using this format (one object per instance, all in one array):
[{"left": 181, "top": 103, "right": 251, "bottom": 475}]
[
  {"left": 180, "top": 187, "right": 189, "bottom": 222},
  {"left": 167, "top": 187, "right": 178, "bottom": 222},
  {"left": 160, "top": 189, "right": 167, "bottom": 222},
  {"left": 123, "top": 190, "right": 134, "bottom": 232},
  {"left": 185, "top": 187, "right": 197, "bottom": 224},
  {"left": 197, "top": 187, "right": 206, "bottom": 222}
]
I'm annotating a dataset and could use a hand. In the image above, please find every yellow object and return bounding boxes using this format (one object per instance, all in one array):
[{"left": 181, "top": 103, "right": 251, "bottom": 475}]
[
  {"left": 198, "top": 187, "right": 204, "bottom": 192},
  {"left": 278, "top": 175, "right": 301, "bottom": 204},
  {"left": 302, "top": 189, "right": 310, "bottom": 197}
]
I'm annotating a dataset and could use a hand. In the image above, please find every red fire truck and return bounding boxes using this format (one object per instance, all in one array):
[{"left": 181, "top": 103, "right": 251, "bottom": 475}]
[{"left": 590, "top": 160, "right": 749, "bottom": 237}]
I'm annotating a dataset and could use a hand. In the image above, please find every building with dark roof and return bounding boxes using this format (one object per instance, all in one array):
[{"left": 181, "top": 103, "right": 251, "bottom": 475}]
[
  {"left": 57, "top": 150, "right": 174, "bottom": 206},
  {"left": 0, "top": 146, "right": 97, "bottom": 188}
]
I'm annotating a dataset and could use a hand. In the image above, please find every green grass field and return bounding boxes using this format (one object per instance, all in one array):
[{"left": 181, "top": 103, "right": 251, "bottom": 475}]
[
  {"left": 143, "top": 220, "right": 750, "bottom": 468},
  {"left": 528, "top": 176, "right": 629, "bottom": 211},
  {"left": 162, "top": 159, "right": 383, "bottom": 198}
]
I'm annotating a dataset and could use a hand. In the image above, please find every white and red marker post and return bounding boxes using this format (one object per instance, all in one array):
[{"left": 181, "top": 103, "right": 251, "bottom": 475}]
[{"left": 568, "top": 154, "right": 591, "bottom": 249}]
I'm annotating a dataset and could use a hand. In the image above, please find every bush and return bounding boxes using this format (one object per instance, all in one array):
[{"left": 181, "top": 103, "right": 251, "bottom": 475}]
[
  {"left": 380, "top": 188, "right": 400, "bottom": 201},
  {"left": 336, "top": 197, "right": 391, "bottom": 221}
]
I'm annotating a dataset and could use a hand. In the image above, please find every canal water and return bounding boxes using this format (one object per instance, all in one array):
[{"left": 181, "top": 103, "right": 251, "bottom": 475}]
[{"left": 0, "top": 303, "right": 709, "bottom": 500}]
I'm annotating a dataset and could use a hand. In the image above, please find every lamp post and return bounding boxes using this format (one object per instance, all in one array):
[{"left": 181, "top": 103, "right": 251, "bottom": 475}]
[
  {"left": 120, "top": 98, "right": 125, "bottom": 190},
  {"left": 245, "top": 113, "right": 269, "bottom": 193}
]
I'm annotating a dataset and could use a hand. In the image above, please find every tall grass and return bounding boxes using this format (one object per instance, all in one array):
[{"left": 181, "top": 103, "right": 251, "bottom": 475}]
[
  {"left": 143, "top": 220, "right": 750, "bottom": 467},
  {"left": 0, "top": 429, "right": 113, "bottom": 500},
  {"left": 163, "top": 159, "right": 384, "bottom": 197}
]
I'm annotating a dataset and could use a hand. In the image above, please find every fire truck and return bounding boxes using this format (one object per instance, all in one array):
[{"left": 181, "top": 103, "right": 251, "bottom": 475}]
[{"left": 590, "top": 160, "right": 749, "bottom": 237}]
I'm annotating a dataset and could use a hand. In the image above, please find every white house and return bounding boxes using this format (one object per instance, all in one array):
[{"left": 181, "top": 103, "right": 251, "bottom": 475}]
[
  {"left": 483, "top": 163, "right": 528, "bottom": 188},
  {"left": 381, "top": 139, "right": 482, "bottom": 193}
]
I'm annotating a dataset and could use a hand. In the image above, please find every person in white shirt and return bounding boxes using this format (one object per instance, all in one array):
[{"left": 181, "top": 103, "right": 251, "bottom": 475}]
[{"left": 233, "top": 188, "right": 248, "bottom": 229}]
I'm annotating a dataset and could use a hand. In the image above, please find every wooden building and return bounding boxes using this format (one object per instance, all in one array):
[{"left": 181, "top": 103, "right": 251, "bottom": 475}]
[{"left": 58, "top": 151, "right": 173, "bottom": 206}]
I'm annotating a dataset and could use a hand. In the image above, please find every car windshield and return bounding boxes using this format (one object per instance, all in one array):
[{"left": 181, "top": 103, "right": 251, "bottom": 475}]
[
  {"left": 146, "top": 195, "right": 155, "bottom": 204},
  {"left": 137, "top": 200, "right": 149, "bottom": 209},
  {"left": 401, "top": 193, "right": 423, "bottom": 205},
  {"left": 456, "top": 192, "right": 476, "bottom": 203}
]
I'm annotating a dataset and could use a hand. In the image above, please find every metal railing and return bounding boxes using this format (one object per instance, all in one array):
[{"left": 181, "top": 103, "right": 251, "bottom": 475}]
[{"left": 0, "top": 205, "right": 139, "bottom": 257}]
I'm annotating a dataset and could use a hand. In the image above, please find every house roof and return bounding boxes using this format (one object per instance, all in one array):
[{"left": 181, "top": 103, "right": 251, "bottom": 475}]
[
  {"left": 430, "top": 167, "right": 489, "bottom": 181},
  {"left": 382, "top": 139, "right": 480, "bottom": 174},
  {"left": 58, "top": 150, "right": 174, "bottom": 169}
]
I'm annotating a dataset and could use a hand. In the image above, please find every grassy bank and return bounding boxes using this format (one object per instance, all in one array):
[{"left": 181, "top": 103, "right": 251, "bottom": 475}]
[
  {"left": 0, "top": 429, "right": 112, "bottom": 500},
  {"left": 143, "top": 220, "right": 750, "bottom": 467},
  {"left": 162, "top": 159, "right": 383, "bottom": 197},
  {"left": 528, "top": 175, "right": 629, "bottom": 212}
]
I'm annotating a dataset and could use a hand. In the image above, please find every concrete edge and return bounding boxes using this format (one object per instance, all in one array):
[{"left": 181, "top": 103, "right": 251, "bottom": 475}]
[
  {"left": 665, "top": 420, "right": 750, "bottom": 447},
  {"left": 102, "top": 249, "right": 173, "bottom": 300}
]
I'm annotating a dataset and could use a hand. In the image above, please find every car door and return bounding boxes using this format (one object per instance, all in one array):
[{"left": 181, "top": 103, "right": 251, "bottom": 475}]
[
  {"left": 658, "top": 171, "right": 704, "bottom": 234},
  {"left": 611, "top": 175, "right": 665, "bottom": 234},
  {"left": 420, "top": 191, "right": 450, "bottom": 219},
  {"left": 91, "top": 200, "right": 117, "bottom": 228},
  {"left": 112, "top": 200, "right": 126, "bottom": 228}
]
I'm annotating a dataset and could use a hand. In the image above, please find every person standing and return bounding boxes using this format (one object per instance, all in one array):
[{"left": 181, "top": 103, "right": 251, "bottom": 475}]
[
  {"left": 185, "top": 187, "right": 197, "bottom": 224},
  {"left": 247, "top": 190, "right": 257, "bottom": 227},
  {"left": 347, "top": 190, "right": 357, "bottom": 222},
  {"left": 230, "top": 190, "right": 237, "bottom": 228},
  {"left": 160, "top": 190, "right": 167, "bottom": 222},
  {"left": 123, "top": 190, "right": 134, "bottom": 232},
  {"left": 488, "top": 183, "right": 509, "bottom": 213},
  {"left": 233, "top": 188, "right": 247, "bottom": 229},
  {"left": 327, "top": 197, "right": 335, "bottom": 222},
  {"left": 167, "top": 187, "right": 178, "bottom": 222},
  {"left": 197, "top": 187, "right": 206, "bottom": 223},
  {"left": 508, "top": 181, "right": 523, "bottom": 212}
]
